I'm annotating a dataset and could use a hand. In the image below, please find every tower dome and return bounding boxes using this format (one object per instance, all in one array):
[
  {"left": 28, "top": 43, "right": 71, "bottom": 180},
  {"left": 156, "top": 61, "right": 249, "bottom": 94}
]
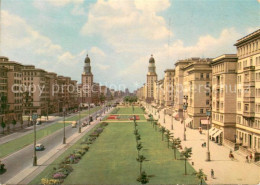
[
  {"left": 85, "top": 54, "right": 91, "bottom": 63},
  {"left": 149, "top": 54, "right": 155, "bottom": 63}
]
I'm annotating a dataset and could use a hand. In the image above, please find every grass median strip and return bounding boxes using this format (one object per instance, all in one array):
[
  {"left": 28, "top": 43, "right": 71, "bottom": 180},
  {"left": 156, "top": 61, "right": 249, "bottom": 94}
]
[
  {"left": 30, "top": 107, "right": 198, "bottom": 184},
  {"left": 0, "top": 107, "right": 101, "bottom": 159},
  {"left": 29, "top": 123, "right": 101, "bottom": 184}
]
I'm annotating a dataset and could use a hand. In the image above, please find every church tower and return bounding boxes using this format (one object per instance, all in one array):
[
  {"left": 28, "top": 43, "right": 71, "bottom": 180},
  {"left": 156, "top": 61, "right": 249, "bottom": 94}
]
[
  {"left": 82, "top": 54, "right": 93, "bottom": 103},
  {"left": 146, "top": 55, "right": 157, "bottom": 102}
]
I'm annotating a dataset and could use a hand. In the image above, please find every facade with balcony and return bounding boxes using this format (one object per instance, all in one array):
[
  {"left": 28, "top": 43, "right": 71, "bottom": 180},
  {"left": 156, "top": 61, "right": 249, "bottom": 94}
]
[
  {"left": 234, "top": 29, "right": 260, "bottom": 158},
  {"left": 211, "top": 54, "right": 237, "bottom": 145}
]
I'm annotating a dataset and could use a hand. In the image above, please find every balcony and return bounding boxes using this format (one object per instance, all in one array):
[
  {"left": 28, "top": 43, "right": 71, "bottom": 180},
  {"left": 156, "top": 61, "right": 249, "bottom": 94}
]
[
  {"left": 243, "top": 80, "right": 255, "bottom": 87},
  {"left": 243, "top": 111, "right": 255, "bottom": 118},
  {"left": 243, "top": 96, "right": 255, "bottom": 103},
  {"left": 243, "top": 66, "right": 255, "bottom": 71}
]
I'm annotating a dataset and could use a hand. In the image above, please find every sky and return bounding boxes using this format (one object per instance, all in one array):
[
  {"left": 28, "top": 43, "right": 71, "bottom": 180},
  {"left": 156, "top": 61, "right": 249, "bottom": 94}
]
[{"left": 1, "top": 0, "right": 260, "bottom": 92}]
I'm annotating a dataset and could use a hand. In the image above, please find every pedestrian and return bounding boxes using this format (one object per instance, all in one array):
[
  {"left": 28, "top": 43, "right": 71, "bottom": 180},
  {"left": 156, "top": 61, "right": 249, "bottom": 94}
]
[
  {"left": 246, "top": 155, "right": 249, "bottom": 163},
  {"left": 211, "top": 169, "right": 214, "bottom": 179},
  {"left": 249, "top": 154, "right": 253, "bottom": 162}
]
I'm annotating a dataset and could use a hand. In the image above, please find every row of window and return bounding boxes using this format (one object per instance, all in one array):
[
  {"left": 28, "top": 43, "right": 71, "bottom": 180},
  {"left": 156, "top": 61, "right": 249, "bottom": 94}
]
[{"left": 237, "top": 40, "right": 259, "bottom": 57}]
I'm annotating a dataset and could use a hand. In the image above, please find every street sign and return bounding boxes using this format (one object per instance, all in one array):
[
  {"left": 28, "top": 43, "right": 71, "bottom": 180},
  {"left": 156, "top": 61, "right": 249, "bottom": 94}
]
[{"left": 32, "top": 114, "right": 38, "bottom": 120}]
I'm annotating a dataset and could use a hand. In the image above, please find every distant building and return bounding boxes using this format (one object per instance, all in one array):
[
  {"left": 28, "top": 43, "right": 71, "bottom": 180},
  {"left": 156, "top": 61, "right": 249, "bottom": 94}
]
[{"left": 146, "top": 55, "right": 157, "bottom": 103}]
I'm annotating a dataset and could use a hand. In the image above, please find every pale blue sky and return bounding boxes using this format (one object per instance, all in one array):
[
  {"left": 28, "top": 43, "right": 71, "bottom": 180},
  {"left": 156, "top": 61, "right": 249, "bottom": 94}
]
[{"left": 1, "top": 0, "right": 260, "bottom": 91}]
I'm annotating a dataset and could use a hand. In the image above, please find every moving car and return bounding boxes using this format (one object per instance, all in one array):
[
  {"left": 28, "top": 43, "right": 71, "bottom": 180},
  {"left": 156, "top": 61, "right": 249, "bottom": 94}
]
[
  {"left": 71, "top": 121, "right": 77, "bottom": 128},
  {"left": 35, "top": 144, "right": 45, "bottom": 151}
]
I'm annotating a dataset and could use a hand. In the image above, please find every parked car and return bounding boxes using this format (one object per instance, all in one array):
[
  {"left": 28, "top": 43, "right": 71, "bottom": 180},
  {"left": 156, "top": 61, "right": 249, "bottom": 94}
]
[
  {"left": 71, "top": 122, "right": 77, "bottom": 128},
  {"left": 36, "top": 121, "right": 41, "bottom": 125},
  {"left": 35, "top": 144, "right": 45, "bottom": 151}
]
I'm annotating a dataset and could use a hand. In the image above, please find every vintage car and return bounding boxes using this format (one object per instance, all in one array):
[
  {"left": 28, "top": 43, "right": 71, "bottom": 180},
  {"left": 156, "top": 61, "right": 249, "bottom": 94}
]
[{"left": 35, "top": 144, "right": 45, "bottom": 151}]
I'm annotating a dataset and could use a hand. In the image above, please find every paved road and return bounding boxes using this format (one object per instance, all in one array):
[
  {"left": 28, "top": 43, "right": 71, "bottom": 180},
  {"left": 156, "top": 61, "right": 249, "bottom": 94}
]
[
  {"left": 0, "top": 106, "right": 111, "bottom": 183},
  {"left": 0, "top": 107, "right": 102, "bottom": 145}
]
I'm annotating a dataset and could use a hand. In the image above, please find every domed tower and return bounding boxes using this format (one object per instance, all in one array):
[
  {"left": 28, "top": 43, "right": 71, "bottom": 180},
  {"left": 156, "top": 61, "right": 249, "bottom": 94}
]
[
  {"left": 146, "top": 55, "right": 157, "bottom": 102},
  {"left": 82, "top": 54, "right": 93, "bottom": 103},
  {"left": 83, "top": 54, "right": 92, "bottom": 74}
]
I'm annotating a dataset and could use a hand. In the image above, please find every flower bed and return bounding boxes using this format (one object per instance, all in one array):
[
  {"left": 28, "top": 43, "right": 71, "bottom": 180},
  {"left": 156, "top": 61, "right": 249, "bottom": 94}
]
[
  {"left": 107, "top": 115, "right": 140, "bottom": 121},
  {"left": 40, "top": 122, "right": 109, "bottom": 185}
]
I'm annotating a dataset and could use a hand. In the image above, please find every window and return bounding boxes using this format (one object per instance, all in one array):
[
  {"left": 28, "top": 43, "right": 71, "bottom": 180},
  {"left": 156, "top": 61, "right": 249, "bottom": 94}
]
[
  {"left": 206, "top": 73, "right": 210, "bottom": 79},
  {"left": 238, "top": 102, "right": 241, "bottom": 111},
  {"left": 200, "top": 109, "right": 203, "bottom": 113},
  {"left": 206, "top": 91, "right": 210, "bottom": 96},
  {"left": 200, "top": 73, "right": 204, "bottom": 79},
  {"left": 206, "top": 100, "right": 209, "bottom": 105},
  {"left": 206, "top": 82, "right": 210, "bottom": 87}
]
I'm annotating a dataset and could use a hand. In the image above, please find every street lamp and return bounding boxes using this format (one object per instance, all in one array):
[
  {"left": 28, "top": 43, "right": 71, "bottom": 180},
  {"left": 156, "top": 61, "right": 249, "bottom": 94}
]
[
  {"left": 206, "top": 109, "right": 211, "bottom": 161},
  {"left": 163, "top": 109, "right": 166, "bottom": 123},
  {"left": 32, "top": 113, "right": 38, "bottom": 166},
  {"left": 78, "top": 104, "right": 81, "bottom": 133},
  {"left": 171, "top": 112, "right": 173, "bottom": 130},
  {"left": 63, "top": 107, "right": 66, "bottom": 144},
  {"left": 183, "top": 95, "right": 188, "bottom": 141}
]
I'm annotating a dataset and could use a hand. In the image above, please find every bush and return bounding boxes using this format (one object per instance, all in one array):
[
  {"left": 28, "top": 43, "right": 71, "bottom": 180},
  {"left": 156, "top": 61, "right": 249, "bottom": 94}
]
[
  {"left": 74, "top": 153, "right": 82, "bottom": 159},
  {"left": 41, "top": 178, "right": 62, "bottom": 185},
  {"left": 90, "top": 132, "right": 99, "bottom": 137},
  {"left": 81, "top": 145, "right": 89, "bottom": 151},
  {"left": 95, "top": 128, "right": 103, "bottom": 134},
  {"left": 100, "top": 122, "right": 108, "bottom": 127},
  {"left": 53, "top": 172, "right": 66, "bottom": 179}
]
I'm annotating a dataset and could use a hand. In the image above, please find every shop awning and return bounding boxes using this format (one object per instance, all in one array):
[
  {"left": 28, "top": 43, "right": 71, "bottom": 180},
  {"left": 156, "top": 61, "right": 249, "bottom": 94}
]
[
  {"left": 212, "top": 129, "right": 223, "bottom": 139},
  {"left": 185, "top": 117, "right": 192, "bottom": 125},
  {"left": 200, "top": 119, "right": 209, "bottom": 125},
  {"left": 209, "top": 127, "right": 216, "bottom": 135}
]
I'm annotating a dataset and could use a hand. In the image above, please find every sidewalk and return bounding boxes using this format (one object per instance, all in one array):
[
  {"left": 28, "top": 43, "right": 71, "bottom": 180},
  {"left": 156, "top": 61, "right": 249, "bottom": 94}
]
[
  {"left": 145, "top": 104, "right": 260, "bottom": 184},
  {"left": 5, "top": 107, "right": 114, "bottom": 184}
]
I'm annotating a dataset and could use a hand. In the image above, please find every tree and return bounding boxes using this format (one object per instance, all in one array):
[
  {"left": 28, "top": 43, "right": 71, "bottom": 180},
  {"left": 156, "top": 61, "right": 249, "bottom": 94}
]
[
  {"left": 159, "top": 126, "right": 166, "bottom": 141},
  {"left": 12, "top": 119, "right": 17, "bottom": 131},
  {"left": 136, "top": 171, "right": 149, "bottom": 184},
  {"left": 1, "top": 121, "right": 6, "bottom": 134},
  {"left": 181, "top": 147, "right": 192, "bottom": 175},
  {"left": 172, "top": 137, "right": 181, "bottom": 160},
  {"left": 136, "top": 134, "right": 141, "bottom": 144},
  {"left": 134, "top": 129, "right": 139, "bottom": 136},
  {"left": 100, "top": 94, "right": 106, "bottom": 104},
  {"left": 193, "top": 169, "right": 207, "bottom": 185},
  {"left": 136, "top": 154, "right": 146, "bottom": 174},
  {"left": 136, "top": 142, "right": 143, "bottom": 156},
  {"left": 165, "top": 129, "right": 173, "bottom": 148}
]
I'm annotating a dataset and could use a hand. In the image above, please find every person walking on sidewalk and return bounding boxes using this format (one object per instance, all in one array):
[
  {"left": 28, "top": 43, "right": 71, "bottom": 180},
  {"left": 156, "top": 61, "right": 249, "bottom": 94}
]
[
  {"left": 249, "top": 153, "right": 253, "bottom": 162},
  {"left": 246, "top": 155, "right": 249, "bottom": 163},
  {"left": 211, "top": 169, "right": 214, "bottom": 179}
]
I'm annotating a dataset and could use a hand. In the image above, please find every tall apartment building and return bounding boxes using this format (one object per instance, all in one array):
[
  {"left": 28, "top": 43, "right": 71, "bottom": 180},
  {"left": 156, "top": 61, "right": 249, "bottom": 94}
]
[
  {"left": 182, "top": 58, "right": 212, "bottom": 128},
  {"left": 22, "top": 65, "right": 48, "bottom": 116},
  {"left": 46, "top": 72, "right": 59, "bottom": 114},
  {"left": 0, "top": 57, "right": 23, "bottom": 127},
  {"left": 164, "top": 69, "right": 175, "bottom": 107},
  {"left": 173, "top": 59, "right": 191, "bottom": 117},
  {"left": 0, "top": 65, "right": 8, "bottom": 123},
  {"left": 211, "top": 54, "right": 237, "bottom": 144},
  {"left": 146, "top": 55, "right": 157, "bottom": 103},
  {"left": 234, "top": 29, "right": 260, "bottom": 155},
  {"left": 82, "top": 55, "right": 93, "bottom": 104}
]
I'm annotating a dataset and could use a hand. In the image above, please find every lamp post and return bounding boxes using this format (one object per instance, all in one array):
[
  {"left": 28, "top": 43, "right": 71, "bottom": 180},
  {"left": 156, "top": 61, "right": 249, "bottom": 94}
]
[
  {"left": 78, "top": 104, "right": 81, "bottom": 133},
  {"left": 171, "top": 112, "right": 173, "bottom": 130},
  {"left": 206, "top": 109, "right": 211, "bottom": 161},
  {"left": 183, "top": 95, "right": 188, "bottom": 141},
  {"left": 32, "top": 113, "right": 38, "bottom": 166},
  {"left": 163, "top": 109, "right": 166, "bottom": 123},
  {"left": 88, "top": 103, "right": 90, "bottom": 124},
  {"left": 63, "top": 107, "right": 66, "bottom": 144}
]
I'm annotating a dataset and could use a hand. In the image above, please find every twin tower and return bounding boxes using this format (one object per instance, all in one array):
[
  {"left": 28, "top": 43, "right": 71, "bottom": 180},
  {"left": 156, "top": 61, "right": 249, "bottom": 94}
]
[{"left": 146, "top": 55, "right": 158, "bottom": 102}]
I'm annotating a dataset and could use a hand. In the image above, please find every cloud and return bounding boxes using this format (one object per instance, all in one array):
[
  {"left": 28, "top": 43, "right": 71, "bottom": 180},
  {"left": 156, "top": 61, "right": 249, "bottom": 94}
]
[
  {"left": 96, "top": 63, "right": 110, "bottom": 71},
  {"left": 81, "top": 0, "right": 172, "bottom": 53},
  {"left": 1, "top": 10, "right": 84, "bottom": 80},
  {"left": 119, "top": 28, "right": 242, "bottom": 86},
  {"left": 45, "top": 0, "right": 84, "bottom": 7},
  {"left": 90, "top": 47, "right": 106, "bottom": 57}
]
